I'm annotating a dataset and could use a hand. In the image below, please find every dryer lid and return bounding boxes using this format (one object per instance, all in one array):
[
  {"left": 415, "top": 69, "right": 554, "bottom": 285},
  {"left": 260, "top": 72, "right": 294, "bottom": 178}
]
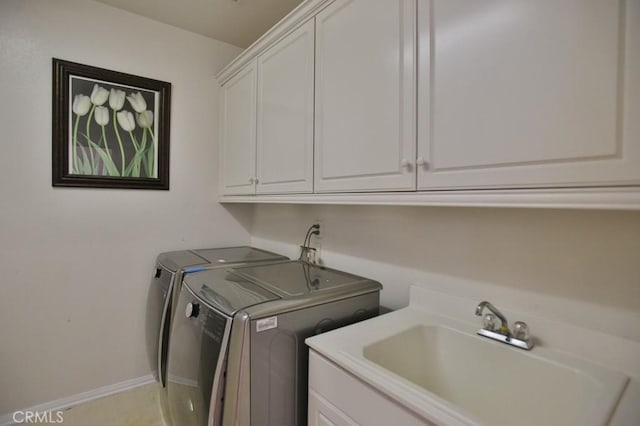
[
  {"left": 183, "top": 268, "right": 280, "bottom": 316},
  {"left": 193, "top": 246, "right": 287, "bottom": 264}
]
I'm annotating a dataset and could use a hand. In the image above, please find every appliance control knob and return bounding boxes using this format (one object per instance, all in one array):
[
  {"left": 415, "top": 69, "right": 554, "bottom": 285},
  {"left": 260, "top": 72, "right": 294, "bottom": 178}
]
[{"left": 185, "top": 302, "right": 200, "bottom": 318}]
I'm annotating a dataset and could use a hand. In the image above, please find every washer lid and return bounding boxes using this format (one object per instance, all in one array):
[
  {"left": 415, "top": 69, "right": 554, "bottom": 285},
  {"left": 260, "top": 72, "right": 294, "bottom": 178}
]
[
  {"left": 233, "top": 260, "right": 381, "bottom": 297},
  {"left": 194, "top": 246, "right": 287, "bottom": 264},
  {"left": 183, "top": 268, "right": 280, "bottom": 316}
]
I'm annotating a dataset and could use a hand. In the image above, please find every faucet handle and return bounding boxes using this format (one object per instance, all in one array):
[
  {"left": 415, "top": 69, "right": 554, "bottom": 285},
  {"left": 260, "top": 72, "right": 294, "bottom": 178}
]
[
  {"left": 512, "top": 321, "right": 530, "bottom": 340},
  {"left": 482, "top": 313, "right": 497, "bottom": 331}
]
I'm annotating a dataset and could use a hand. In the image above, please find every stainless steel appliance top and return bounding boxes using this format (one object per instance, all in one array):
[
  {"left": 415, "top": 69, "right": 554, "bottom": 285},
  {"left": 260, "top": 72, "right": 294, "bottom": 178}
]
[
  {"left": 156, "top": 246, "right": 287, "bottom": 272},
  {"left": 183, "top": 268, "right": 280, "bottom": 316},
  {"left": 156, "top": 250, "right": 208, "bottom": 271},
  {"left": 194, "top": 246, "right": 287, "bottom": 264},
  {"left": 183, "top": 260, "right": 382, "bottom": 318},
  {"left": 234, "top": 260, "right": 377, "bottom": 297}
]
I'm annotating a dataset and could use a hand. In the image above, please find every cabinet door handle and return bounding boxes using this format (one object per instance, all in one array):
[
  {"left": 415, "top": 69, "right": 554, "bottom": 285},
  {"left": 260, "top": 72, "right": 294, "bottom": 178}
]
[
  {"left": 249, "top": 177, "right": 254, "bottom": 184},
  {"left": 400, "top": 159, "right": 411, "bottom": 169},
  {"left": 416, "top": 157, "right": 428, "bottom": 168}
]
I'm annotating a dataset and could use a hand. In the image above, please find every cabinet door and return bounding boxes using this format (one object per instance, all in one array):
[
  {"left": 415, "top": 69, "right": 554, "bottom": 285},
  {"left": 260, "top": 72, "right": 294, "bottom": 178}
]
[
  {"left": 220, "top": 60, "right": 257, "bottom": 195},
  {"left": 308, "top": 350, "right": 432, "bottom": 425},
  {"left": 308, "top": 389, "right": 358, "bottom": 426},
  {"left": 417, "top": 0, "right": 640, "bottom": 190},
  {"left": 256, "top": 20, "right": 315, "bottom": 194},
  {"left": 314, "top": 0, "right": 416, "bottom": 192}
]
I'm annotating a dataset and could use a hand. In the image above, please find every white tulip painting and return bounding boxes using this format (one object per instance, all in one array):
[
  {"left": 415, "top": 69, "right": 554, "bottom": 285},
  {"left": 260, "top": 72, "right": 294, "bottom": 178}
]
[
  {"left": 53, "top": 59, "right": 171, "bottom": 190},
  {"left": 68, "top": 77, "right": 159, "bottom": 178}
]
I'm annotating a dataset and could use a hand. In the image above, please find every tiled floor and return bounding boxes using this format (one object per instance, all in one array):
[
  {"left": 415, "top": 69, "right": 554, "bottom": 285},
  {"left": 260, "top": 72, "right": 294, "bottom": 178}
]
[{"left": 56, "top": 384, "right": 166, "bottom": 426}]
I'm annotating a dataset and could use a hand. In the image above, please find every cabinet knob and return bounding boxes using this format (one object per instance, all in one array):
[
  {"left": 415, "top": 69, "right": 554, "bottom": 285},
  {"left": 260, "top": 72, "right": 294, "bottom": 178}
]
[
  {"left": 254, "top": 178, "right": 259, "bottom": 184},
  {"left": 249, "top": 177, "right": 254, "bottom": 184},
  {"left": 416, "top": 157, "right": 428, "bottom": 168},
  {"left": 400, "top": 159, "right": 411, "bottom": 169}
]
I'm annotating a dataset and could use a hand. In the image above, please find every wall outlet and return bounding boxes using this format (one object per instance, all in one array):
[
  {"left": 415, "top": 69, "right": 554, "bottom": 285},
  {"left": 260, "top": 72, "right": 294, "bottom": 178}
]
[{"left": 312, "top": 219, "right": 324, "bottom": 238}]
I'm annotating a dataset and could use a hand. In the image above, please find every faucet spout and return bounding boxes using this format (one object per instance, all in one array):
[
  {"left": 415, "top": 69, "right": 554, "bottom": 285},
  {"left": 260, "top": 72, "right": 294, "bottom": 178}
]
[{"left": 476, "top": 301, "right": 510, "bottom": 335}]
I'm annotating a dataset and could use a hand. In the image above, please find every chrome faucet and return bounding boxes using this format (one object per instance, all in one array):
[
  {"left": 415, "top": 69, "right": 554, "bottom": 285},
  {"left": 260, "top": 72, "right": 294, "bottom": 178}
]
[
  {"left": 475, "top": 301, "right": 510, "bottom": 335},
  {"left": 475, "top": 300, "right": 534, "bottom": 350}
]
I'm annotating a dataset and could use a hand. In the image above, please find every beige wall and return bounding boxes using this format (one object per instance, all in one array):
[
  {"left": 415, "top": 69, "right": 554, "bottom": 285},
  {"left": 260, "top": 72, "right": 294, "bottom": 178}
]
[
  {"left": 251, "top": 204, "right": 640, "bottom": 340},
  {"left": 0, "top": 0, "right": 248, "bottom": 415}
]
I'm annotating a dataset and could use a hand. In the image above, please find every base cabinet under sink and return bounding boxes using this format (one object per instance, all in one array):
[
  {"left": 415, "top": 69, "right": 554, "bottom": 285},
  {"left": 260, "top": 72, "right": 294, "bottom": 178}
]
[
  {"left": 308, "top": 390, "right": 358, "bottom": 426},
  {"left": 308, "top": 350, "right": 432, "bottom": 426}
]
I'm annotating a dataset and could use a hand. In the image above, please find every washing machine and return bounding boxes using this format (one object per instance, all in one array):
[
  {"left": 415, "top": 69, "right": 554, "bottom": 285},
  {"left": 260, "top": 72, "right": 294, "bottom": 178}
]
[
  {"left": 145, "top": 246, "right": 288, "bottom": 416},
  {"left": 166, "top": 260, "right": 381, "bottom": 426}
]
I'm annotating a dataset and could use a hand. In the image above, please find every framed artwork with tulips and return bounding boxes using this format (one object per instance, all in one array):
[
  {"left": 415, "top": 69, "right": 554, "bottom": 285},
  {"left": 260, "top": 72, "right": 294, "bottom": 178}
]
[{"left": 52, "top": 58, "right": 171, "bottom": 189}]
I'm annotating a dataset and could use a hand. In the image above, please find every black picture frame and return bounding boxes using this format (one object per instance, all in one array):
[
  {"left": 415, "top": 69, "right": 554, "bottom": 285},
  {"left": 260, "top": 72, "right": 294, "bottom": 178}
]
[{"left": 52, "top": 58, "right": 171, "bottom": 189}]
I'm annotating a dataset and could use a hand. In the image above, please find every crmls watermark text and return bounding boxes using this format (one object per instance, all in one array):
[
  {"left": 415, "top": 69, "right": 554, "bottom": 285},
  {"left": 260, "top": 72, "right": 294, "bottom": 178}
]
[{"left": 12, "top": 411, "right": 64, "bottom": 424}]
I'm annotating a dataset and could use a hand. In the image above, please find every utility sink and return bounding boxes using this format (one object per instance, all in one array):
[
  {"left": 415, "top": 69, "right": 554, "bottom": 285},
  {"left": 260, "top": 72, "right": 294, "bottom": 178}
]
[{"left": 362, "top": 325, "right": 628, "bottom": 426}]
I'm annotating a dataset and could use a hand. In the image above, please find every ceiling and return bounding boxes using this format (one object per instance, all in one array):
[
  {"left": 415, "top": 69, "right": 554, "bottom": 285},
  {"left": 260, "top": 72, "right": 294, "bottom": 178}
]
[{"left": 94, "top": 0, "right": 304, "bottom": 48}]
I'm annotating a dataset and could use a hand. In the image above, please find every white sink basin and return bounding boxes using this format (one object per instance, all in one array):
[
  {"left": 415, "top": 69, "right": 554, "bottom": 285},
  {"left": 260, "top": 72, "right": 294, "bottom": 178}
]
[{"left": 362, "top": 325, "right": 628, "bottom": 426}]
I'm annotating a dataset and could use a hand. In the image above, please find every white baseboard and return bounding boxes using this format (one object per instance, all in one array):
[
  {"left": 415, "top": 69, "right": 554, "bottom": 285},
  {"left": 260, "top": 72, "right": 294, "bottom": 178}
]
[{"left": 0, "top": 374, "right": 155, "bottom": 426}]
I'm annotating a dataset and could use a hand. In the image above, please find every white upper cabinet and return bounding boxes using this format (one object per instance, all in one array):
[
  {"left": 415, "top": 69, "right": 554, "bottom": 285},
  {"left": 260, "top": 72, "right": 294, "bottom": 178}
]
[
  {"left": 216, "top": 0, "right": 640, "bottom": 208},
  {"left": 221, "top": 21, "right": 315, "bottom": 196},
  {"left": 314, "top": 0, "right": 417, "bottom": 192},
  {"left": 417, "top": 0, "right": 640, "bottom": 190},
  {"left": 220, "top": 60, "right": 258, "bottom": 195},
  {"left": 256, "top": 19, "right": 315, "bottom": 194}
]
